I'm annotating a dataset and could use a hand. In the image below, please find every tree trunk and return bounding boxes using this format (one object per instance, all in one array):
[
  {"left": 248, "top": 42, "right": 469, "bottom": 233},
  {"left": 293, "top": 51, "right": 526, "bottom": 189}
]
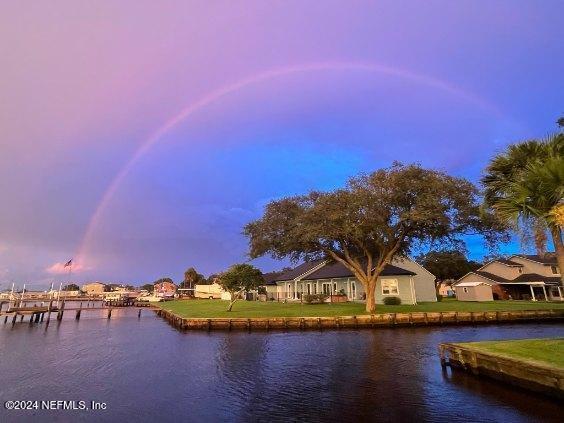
[
  {"left": 364, "top": 279, "right": 376, "bottom": 313},
  {"left": 227, "top": 298, "right": 236, "bottom": 311},
  {"left": 550, "top": 226, "right": 564, "bottom": 286}
]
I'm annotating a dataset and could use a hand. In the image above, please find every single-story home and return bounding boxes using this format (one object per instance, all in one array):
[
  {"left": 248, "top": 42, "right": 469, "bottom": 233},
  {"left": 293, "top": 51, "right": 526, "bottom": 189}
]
[
  {"left": 454, "top": 254, "right": 563, "bottom": 301},
  {"left": 263, "top": 257, "right": 437, "bottom": 305}
]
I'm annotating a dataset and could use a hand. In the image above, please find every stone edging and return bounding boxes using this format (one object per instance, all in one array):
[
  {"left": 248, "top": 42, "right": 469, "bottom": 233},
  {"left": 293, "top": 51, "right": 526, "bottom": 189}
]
[
  {"left": 155, "top": 308, "right": 564, "bottom": 331},
  {"left": 439, "top": 341, "right": 564, "bottom": 398}
]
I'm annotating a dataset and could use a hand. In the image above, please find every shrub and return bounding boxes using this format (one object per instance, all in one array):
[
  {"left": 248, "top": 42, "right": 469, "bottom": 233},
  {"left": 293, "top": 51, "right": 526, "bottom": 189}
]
[
  {"left": 383, "top": 296, "right": 401, "bottom": 305},
  {"left": 436, "top": 294, "right": 443, "bottom": 302},
  {"left": 303, "top": 294, "right": 329, "bottom": 304}
]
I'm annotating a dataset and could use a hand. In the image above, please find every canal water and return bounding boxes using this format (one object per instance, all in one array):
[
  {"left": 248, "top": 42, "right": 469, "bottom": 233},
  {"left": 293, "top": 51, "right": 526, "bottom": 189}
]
[{"left": 0, "top": 308, "right": 562, "bottom": 422}]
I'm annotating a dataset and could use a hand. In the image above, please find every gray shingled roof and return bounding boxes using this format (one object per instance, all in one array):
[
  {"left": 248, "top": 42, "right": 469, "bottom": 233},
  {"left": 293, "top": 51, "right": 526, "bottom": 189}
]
[
  {"left": 468, "top": 270, "right": 561, "bottom": 285},
  {"left": 266, "top": 260, "right": 415, "bottom": 284},
  {"left": 512, "top": 273, "right": 561, "bottom": 284}
]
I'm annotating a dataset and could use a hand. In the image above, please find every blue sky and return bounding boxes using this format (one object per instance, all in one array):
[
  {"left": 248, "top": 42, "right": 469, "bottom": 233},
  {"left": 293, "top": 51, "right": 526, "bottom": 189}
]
[{"left": 0, "top": 1, "right": 562, "bottom": 287}]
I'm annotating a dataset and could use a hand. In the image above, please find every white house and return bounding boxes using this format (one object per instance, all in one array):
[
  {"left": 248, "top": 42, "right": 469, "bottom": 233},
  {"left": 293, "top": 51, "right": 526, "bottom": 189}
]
[{"left": 263, "top": 257, "right": 437, "bottom": 305}]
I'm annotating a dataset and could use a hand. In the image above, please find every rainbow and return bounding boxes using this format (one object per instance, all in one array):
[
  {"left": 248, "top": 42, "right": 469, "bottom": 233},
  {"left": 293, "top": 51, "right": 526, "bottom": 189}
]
[{"left": 75, "top": 61, "right": 504, "bottom": 268}]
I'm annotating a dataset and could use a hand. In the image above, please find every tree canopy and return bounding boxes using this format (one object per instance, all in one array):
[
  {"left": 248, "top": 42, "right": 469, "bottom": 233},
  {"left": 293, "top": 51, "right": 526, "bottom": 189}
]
[
  {"left": 180, "top": 267, "right": 205, "bottom": 290},
  {"left": 153, "top": 277, "right": 174, "bottom": 285},
  {"left": 415, "top": 250, "right": 481, "bottom": 283},
  {"left": 63, "top": 283, "right": 80, "bottom": 291},
  {"left": 139, "top": 283, "right": 154, "bottom": 293},
  {"left": 245, "top": 163, "right": 507, "bottom": 312},
  {"left": 217, "top": 263, "right": 264, "bottom": 311}
]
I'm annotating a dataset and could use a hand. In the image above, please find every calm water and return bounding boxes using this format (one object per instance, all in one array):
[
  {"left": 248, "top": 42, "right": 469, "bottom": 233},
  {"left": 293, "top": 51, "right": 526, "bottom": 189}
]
[{"left": 0, "top": 308, "right": 562, "bottom": 422}]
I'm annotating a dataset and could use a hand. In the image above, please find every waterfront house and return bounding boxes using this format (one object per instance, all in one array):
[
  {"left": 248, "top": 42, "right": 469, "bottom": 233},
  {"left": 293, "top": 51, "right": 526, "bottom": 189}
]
[
  {"left": 264, "top": 257, "right": 437, "bottom": 304},
  {"left": 454, "top": 254, "right": 562, "bottom": 301}
]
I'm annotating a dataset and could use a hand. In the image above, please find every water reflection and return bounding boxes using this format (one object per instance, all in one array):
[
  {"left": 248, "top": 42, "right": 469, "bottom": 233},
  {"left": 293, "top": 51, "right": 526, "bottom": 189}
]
[{"left": 0, "top": 310, "right": 562, "bottom": 422}]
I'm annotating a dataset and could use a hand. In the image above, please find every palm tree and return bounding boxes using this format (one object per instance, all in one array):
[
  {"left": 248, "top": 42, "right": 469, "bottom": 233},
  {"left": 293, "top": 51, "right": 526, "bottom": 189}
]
[{"left": 482, "top": 133, "right": 564, "bottom": 284}]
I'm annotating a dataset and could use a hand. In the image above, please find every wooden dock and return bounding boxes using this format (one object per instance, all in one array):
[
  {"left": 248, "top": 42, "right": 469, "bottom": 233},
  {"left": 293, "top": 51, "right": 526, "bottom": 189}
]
[{"left": 1, "top": 299, "right": 157, "bottom": 326}]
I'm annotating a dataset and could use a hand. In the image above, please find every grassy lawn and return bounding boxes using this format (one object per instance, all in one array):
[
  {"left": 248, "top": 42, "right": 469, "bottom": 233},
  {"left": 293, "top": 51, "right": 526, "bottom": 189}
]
[
  {"left": 157, "top": 297, "right": 564, "bottom": 319},
  {"left": 454, "top": 338, "right": 564, "bottom": 369}
]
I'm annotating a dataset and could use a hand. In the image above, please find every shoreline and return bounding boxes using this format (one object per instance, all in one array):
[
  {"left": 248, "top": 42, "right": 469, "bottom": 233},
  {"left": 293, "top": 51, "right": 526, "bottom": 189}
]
[
  {"left": 155, "top": 308, "right": 564, "bottom": 331},
  {"left": 440, "top": 340, "right": 564, "bottom": 398}
]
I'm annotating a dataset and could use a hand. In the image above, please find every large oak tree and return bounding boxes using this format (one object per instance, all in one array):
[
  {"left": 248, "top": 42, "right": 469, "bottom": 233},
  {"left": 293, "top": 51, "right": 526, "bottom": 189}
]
[{"left": 245, "top": 164, "right": 506, "bottom": 313}]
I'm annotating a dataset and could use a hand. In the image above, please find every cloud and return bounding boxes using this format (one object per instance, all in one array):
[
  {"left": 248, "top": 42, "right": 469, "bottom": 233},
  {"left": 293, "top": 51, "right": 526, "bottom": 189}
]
[{"left": 46, "top": 261, "right": 87, "bottom": 275}]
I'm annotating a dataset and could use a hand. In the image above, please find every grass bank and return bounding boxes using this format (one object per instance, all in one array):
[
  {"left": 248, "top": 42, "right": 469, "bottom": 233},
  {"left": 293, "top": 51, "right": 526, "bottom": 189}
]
[
  {"left": 156, "top": 298, "right": 564, "bottom": 319},
  {"left": 454, "top": 338, "right": 564, "bottom": 369}
]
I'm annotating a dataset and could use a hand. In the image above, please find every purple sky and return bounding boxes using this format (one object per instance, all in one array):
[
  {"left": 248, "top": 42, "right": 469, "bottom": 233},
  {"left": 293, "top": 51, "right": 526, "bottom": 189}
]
[{"left": 1, "top": 1, "right": 563, "bottom": 288}]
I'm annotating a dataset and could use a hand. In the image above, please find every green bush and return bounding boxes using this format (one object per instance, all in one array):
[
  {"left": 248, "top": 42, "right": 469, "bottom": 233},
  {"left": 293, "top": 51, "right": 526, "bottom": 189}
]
[
  {"left": 303, "top": 294, "right": 329, "bottom": 304},
  {"left": 383, "top": 296, "right": 401, "bottom": 305},
  {"left": 436, "top": 294, "right": 443, "bottom": 302}
]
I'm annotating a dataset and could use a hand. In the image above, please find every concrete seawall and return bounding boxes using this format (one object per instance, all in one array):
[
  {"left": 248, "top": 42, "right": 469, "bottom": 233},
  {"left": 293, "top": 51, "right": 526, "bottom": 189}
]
[
  {"left": 439, "top": 342, "right": 564, "bottom": 399},
  {"left": 155, "top": 308, "right": 564, "bottom": 331}
]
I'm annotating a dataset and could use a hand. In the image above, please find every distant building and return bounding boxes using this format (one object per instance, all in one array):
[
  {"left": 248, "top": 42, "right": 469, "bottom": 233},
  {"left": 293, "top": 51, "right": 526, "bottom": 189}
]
[
  {"left": 437, "top": 281, "right": 455, "bottom": 297},
  {"left": 454, "top": 254, "right": 562, "bottom": 301},
  {"left": 154, "top": 281, "right": 177, "bottom": 298},
  {"left": 81, "top": 282, "right": 106, "bottom": 295}
]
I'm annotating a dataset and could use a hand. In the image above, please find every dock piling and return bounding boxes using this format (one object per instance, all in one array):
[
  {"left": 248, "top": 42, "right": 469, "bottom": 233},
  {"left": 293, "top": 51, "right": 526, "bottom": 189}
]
[{"left": 57, "top": 300, "right": 66, "bottom": 321}]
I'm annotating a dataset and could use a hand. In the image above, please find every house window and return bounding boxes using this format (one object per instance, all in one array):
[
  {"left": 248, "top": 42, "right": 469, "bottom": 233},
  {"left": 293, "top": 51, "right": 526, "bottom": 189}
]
[
  {"left": 551, "top": 265, "right": 559, "bottom": 275},
  {"left": 333, "top": 282, "right": 337, "bottom": 293},
  {"left": 313, "top": 284, "right": 317, "bottom": 294},
  {"left": 518, "top": 268, "right": 523, "bottom": 274},
  {"left": 307, "top": 284, "right": 311, "bottom": 295},
  {"left": 381, "top": 279, "right": 399, "bottom": 295},
  {"left": 463, "top": 287, "right": 469, "bottom": 293},
  {"left": 322, "top": 283, "right": 332, "bottom": 295}
]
